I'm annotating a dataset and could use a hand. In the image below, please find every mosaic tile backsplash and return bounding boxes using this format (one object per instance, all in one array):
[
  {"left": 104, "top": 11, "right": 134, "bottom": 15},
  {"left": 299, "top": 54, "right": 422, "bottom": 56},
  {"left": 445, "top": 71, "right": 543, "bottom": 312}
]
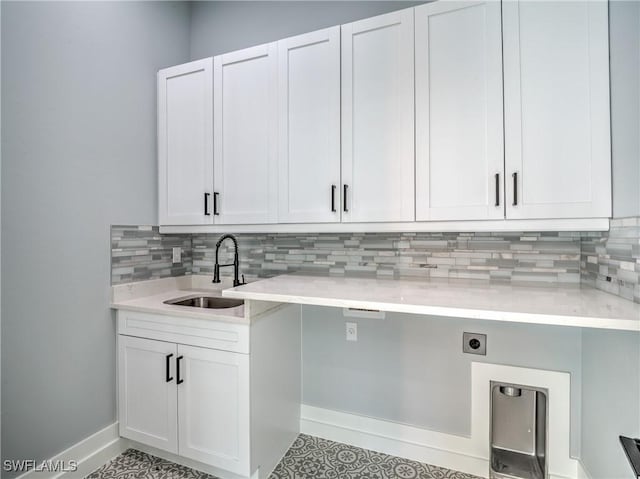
[
  {"left": 111, "top": 225, "right": 192, "bottom": 285},
  {"left": 191, "top": 231, "right": 584, "bottom": 283},
  {"left": 110, "top": 219, "right": 640, "bottom": 303},
  {"left": 581, "top": 217, "right": 640, "bottom": 303}
]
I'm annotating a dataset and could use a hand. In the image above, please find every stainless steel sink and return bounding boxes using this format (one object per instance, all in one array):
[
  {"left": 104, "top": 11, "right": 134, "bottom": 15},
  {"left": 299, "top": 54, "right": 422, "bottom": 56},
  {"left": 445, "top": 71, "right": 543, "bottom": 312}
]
[{"left": 164, "top": 294, "right": 244, "bottom": 309}]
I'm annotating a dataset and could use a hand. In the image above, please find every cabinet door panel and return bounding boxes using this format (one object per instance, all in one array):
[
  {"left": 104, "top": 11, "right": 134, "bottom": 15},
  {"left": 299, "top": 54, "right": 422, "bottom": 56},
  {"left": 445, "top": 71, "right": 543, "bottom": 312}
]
[
  {"left": 503, "top": 0, "right": 611, "bottom": 219},
  {"left": 278, "top": 27, "right": 341, "bottom": 223},
  {"left": 118, "top": 336, "right": 177, "bottom": 453},
  {"left": 415, "top": 1, "right": 504, "bottom": 221},
  {"left": 177, "top": 344, "right": 250, "bottom": 476},
  {"left": 214, "top": 44, "right": 278, "bottom": 224},
  {"left": 341, "top": 9, "right": 415, "bottom": 223},
  {"left": 158, "top": 59, "right": 213, "bottom": 226}
]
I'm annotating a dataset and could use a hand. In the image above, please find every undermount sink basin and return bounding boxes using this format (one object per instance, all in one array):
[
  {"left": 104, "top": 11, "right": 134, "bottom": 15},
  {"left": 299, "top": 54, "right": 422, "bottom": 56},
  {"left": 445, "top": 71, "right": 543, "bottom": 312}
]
[{"left": 164, "top": 294, "right": 244, "bottom": 310}]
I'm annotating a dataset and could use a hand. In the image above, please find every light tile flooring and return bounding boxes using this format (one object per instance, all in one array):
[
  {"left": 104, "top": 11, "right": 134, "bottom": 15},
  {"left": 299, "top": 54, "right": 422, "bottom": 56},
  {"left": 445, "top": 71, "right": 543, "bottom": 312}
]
[{"left": 87, "top": 434, "right": 480, "bottom": 479}]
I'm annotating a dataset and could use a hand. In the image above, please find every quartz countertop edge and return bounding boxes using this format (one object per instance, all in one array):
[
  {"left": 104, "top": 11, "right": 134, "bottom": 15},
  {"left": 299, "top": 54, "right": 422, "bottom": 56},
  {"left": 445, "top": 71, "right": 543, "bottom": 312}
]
[
  {"left": 110, "top": 276, "right": 247, "bottom": 324},
  {"left": 221, "top": 275, "right": 640, "bottom": 331}
]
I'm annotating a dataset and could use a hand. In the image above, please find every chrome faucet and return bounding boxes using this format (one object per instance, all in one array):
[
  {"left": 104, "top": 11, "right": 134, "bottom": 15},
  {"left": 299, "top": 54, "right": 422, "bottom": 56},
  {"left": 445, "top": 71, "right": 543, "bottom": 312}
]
[{"left": 212, "top": 234, "right": 246, "bottom": 287}]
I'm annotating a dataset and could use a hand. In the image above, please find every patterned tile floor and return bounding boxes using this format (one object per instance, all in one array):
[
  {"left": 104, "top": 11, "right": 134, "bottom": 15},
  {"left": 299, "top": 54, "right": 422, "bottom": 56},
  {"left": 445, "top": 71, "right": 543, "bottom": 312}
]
[{"left": 87, "top": 434, "right": 480, "bottom": 479}]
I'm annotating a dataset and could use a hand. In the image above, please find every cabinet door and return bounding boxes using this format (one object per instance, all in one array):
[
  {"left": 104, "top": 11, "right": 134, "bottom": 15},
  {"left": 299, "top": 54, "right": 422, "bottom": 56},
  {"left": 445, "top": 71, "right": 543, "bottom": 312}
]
[
  {"left": 118, "top": 336, "right": 177, "bottom": 453},
  {"left": 278, "top": 27, "right": 341, "bottom": 224},
  {"left": 158, "top": 58, "right": 214, "bottom": 226},
  {"left": 415, "top": 1, "right": 504, "bottom": 221},
  {"left": 503, "top": 0, "right": 611, "bottom": 219},
  {"left": 214, "top": 44, "right": 278, "bottom": 224},
  {"left": 177, "top": 344, "right": 250, "bottom": 476},
  {"left": 341, "top": 9, "right": 415, "bottom": 223}
]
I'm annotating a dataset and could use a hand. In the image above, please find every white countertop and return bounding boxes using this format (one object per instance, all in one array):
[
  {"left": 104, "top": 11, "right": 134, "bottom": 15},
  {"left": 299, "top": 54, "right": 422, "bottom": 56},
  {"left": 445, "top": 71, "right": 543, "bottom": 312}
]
[
  {"left": 222, "top": 275, "right": 640, "bottom": 331},
  {"left": 111, "top": 276, "right": 247, "bottom": 324}
]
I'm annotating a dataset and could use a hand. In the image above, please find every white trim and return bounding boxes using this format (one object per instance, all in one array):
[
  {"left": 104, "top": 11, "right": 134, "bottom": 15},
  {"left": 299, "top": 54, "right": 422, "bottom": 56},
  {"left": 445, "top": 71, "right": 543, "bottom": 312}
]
[
  {"left": 15, "top": 423, "right": 124, "bottom": 479},
  {"left": 159, "top": 217, "right": 609, "bottom": 234},
  {"left": 300, "top": 405, "right": 488, "bottom": 477},
  {"left": 301, "top": 363, "right": 579, "bottom": 479}
]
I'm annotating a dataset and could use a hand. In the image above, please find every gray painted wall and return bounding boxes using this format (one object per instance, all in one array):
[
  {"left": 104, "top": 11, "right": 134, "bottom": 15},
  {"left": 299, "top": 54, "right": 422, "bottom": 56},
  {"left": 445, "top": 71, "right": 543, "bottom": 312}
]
[
  {"left": 0, "top": 1, "right": 190, "bottom": 473},
  {"left": 2, "top": 1, "right": 639, "bottom": 476},
  {"left": 302, "top": 306, "right": 584, "bottom": 457},
  {"left": 610, "top": 0, "right": 640, "bottom": 218},
  {"left": 581, "top": 329, "right": 640, "bottom": 479},
  {"left": 189, "top": 1, "right": 426, "bottom": 60}
]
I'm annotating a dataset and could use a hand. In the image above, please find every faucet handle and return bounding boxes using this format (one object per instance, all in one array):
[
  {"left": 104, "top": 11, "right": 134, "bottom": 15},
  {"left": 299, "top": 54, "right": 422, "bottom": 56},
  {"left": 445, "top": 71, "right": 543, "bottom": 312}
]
[{"left": 241, "top": 274, "right": 246, "bottom": 285}]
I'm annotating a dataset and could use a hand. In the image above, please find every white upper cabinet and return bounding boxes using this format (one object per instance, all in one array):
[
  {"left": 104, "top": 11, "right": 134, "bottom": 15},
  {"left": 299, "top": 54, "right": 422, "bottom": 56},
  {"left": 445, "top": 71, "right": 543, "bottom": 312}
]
[
  {"left": 341, "top": 9, "right": 415, "bottom": 223},
  {"left": 503, "top": 0, "right": 611, "bottom": 219},
  {"left": 158, "top": 58, "right": 214, "bottom": 226},
  {"left": 277, "top": 27, "right": 341, "bottom": 224},
  {"left": 214, "top": 44, "right": 279, "bottom": 224},
  {"left": 415, "top": 1, "right": 504, "bottom": 221}
]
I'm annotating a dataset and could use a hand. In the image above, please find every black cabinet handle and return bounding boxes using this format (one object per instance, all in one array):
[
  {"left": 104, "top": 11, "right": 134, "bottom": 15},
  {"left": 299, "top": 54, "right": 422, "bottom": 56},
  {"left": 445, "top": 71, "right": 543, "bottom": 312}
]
[
  {"left": 165, "top": 353, "right": 173, "bottom": 382},
  {"left": 331, "top": 185, "right": 336, "bottom": 212},
  {"left": 343, "top": 185, "right": 349, "bottom": 213},
  {"left": 512, "top": 172, "right": 518, "bottom": 206},
  {"left": 495, "top": 173, "right": 500, "bottom": 207},
  {"left": 176, "top": 355, "right": 184, "bottom": 385},
  {"left": 204, "top": 193, "right": 211, "bottom": 216},
  {"left": 213, "top": 192, "right": 219, "bottom": 215}
]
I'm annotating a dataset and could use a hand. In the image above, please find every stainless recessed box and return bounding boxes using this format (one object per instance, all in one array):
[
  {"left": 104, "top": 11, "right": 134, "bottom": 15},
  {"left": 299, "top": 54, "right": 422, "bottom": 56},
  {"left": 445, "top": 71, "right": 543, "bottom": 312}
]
[{"left": 490, "top": 382, "right": 548, "bottom": 479}]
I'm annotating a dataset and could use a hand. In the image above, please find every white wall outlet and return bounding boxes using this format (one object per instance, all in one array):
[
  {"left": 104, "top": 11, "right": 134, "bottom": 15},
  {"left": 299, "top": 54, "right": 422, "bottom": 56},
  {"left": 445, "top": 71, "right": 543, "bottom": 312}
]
[
  {"left": 172, "top": 247, "right": 181, "bottom": 264},
  {"left": 346, "top": 322, "right": 358, "bottom": 342}
]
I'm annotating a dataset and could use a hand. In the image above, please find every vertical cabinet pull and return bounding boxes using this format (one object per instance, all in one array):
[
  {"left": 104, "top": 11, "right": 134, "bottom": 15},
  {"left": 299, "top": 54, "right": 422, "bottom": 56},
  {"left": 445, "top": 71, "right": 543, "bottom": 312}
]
[
  {"left": 204, "top": 193, "right": 211, "bottom": 216},
  {"left": 176, "top": 355, "right": 184, "bottom": 384},
  {"left": 165, "top": 353, "right": 174, "bottom": 382},
  {"left": 331, "top": 185, "right": 336, "bottom": 212},
  {"left": 512, "top": 172, "right": 518, "bottom": 206},
  {"left": 343, "top": 185, "right": 349, "bottom": 213},
  {"left": 213, "top": 192, "right": 219, "bottom": 215},
  {"left": 495, "top": 173, "right": 500, "bottom": 207}
]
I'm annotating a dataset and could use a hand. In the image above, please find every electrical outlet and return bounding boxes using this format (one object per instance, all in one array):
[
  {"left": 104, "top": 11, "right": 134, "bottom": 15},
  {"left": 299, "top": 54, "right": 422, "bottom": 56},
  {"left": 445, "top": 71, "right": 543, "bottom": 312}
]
[
  {"left": 463, "top": 332, "right": 486, "bottom": 355},
  {"left": 346, "top": 322, "right": 358, "bottom": 341},
  {"left": 172, "top": 247, "right": 181, "bottom": 264}
]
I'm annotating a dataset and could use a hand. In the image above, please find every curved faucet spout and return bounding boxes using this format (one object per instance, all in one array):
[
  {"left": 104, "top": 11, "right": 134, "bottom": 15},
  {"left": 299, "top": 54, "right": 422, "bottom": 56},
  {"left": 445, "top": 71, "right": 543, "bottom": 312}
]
[{"left": 212, "top": 234, "right": 245, "bottom": 287}]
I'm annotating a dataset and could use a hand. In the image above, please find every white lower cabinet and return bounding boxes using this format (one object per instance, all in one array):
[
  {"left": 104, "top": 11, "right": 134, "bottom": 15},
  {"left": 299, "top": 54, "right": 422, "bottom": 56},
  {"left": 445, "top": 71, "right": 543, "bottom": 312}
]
[
  {"left": 177, "top": 344, "right": 250, "bottom": 475},
  {"left": 118, "top": 336, "right": 178, "bottom": 453},
  {"left": 118, "top": 336, "right": 251, "bottom": 477},
  {"left": 116, "top": 306, "right": 301, "bottom": 479}
]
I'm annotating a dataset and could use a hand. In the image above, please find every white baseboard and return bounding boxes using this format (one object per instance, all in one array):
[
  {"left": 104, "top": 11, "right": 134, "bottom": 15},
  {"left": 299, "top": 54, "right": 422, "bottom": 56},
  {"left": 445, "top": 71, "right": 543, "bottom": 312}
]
[
  {"left": 301, "top": 362, "right": 580, "bottom": 479},
  {"left": 300, "top": 405, "right": 488, "bottom": 477},
  {"left": 301, "top": 405, "right": 578, "bottom": 479},
  {"left": 15, "top": 423, "right": 125, "bottom": 479}
]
